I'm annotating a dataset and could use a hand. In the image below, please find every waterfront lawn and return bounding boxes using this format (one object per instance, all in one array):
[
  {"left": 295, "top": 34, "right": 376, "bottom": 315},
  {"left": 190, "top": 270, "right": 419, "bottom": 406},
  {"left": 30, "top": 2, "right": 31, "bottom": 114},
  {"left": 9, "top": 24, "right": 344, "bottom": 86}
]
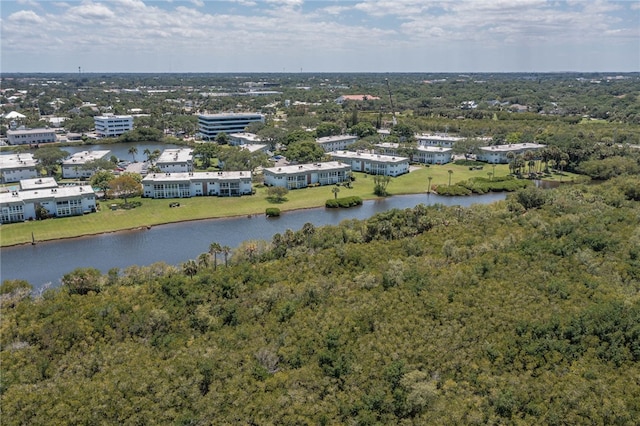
[{"left": 1, "top": 163, "right": 515, "bottom": 246}]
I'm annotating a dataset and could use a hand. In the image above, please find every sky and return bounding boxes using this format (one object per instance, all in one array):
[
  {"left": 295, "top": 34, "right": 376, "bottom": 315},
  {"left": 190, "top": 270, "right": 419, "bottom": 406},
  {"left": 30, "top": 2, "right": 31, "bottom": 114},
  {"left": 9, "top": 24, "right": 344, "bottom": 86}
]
[{"left": 1, "top": 0, "right": 639, "bottom": 73}]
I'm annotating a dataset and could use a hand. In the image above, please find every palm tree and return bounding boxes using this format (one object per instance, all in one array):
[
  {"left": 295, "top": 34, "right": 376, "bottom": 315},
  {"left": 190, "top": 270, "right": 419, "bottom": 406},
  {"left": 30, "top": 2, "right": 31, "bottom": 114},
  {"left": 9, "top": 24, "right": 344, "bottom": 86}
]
[
  {"left": 183, "top": 260, "right": 198, "bottom": 279},
  {"left": 221, "top": 245, "right": 231, "bottom": 267},
  {"left": 427, "top": 176, "right": 433, "bottom": 193},
  {"left": 128, "top": 146, "right": 138, "bottom": 163},
  {"left": 331, "top": 186, "right": 340, "bottom": 199},
  {"left": 143, "top": 148, "right": 151, "bottom": 163},
  {"left": 209, "top": 242, "right": 222, "bottom": 270},
  {"left": 197, "top": 253, "right": 210, "bottom": 269},
  {"left": 448, "top": 169, "right": 453, "bottom": 186}
]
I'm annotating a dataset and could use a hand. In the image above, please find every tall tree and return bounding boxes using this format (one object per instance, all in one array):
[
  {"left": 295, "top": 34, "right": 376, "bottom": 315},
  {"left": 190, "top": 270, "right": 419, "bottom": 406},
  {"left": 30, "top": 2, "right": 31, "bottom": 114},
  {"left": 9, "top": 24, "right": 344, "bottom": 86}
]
[
  {"left": 128, "top": 146, "right": 138, "bottom": 163},
  {"left": 108, "top": 175, "right": 142, "bottom": 206},
  {"left": 33, "top": 146, "right": 69, "bottom": 177}
]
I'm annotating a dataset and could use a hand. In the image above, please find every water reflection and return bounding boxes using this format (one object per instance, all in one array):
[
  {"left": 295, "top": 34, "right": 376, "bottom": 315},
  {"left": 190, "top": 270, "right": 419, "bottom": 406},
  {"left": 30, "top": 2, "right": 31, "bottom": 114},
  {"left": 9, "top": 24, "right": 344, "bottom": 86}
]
[{"left": 1, "top": 192, "right": 506, "bottom": 290}]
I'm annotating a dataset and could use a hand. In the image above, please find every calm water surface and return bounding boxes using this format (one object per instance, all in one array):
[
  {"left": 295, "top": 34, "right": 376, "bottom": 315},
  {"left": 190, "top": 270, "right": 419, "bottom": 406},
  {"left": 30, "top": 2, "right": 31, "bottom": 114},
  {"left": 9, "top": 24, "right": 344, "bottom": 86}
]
[{"left": 1, "top": 192, "right": 506, "bottom": 290}]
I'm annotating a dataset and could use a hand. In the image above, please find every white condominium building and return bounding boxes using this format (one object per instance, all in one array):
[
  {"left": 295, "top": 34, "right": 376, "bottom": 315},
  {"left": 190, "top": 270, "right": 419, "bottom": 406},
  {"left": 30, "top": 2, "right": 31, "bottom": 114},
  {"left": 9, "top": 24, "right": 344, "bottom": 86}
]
[
  {"left": 263, "top": 161, "right": 352, "bottom": 189},
  {"left": 62, "top": 150, "right": 111, "bottom": 179},
  {"left": 7, "top": 128, "right": 57, "bottom": 145},
  {"left": 329, "top": 150, "right": 409, "bottom": 177},
  {"left": 376, "top": 142, "right": 453, "bottom": 165},
  {"left": 94, "top": 114, "right": 134, "bottom": 137},
  {"left": 142, "top": 171, "right": 253, "bottom": 198},
  {"left": 198, "top": 113, "right": 265, "bottom": 141},
  {"left": 0, "top": 153, "right": 38, "bottom": 183},
  {"left": 316, "top": 135, "right": 358, "bottom": 152},
  {"left": 477, "top": 143, "right": 545, "bottom": 164},
  {"left": 0, "top": 178, "right": 97, "bottom": 224},
  {"left": 156, "top": 148, "right": 194, "bottom": 173}
]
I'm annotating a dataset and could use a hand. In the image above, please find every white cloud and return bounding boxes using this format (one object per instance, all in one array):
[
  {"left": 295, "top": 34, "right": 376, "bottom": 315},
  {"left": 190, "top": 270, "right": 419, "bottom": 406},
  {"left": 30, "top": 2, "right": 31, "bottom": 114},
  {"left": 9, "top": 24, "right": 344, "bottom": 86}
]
[
  {"left": 17, "top": 0, "right": 41, "bottom": 7},
  {"left": 68, "top": 2, "right": 115, "bottom": 20},
  {"left": 190, "top": 0, "right": 205, "bottom": 7},
  {"left": 8, "top": 10, "right": 45, "bottom": 24}
]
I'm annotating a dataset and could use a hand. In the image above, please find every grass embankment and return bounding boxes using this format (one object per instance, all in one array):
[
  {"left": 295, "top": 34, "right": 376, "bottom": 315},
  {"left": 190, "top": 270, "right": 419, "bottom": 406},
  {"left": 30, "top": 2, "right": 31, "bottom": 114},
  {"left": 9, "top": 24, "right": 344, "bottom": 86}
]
[{"left": 1, "top": 163, "right": 575, "bottom": 247}]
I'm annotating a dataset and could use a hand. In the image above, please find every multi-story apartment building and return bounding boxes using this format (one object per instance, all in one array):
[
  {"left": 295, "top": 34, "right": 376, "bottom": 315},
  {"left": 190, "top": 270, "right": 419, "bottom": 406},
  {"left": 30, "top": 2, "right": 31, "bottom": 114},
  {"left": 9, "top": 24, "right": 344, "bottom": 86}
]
[
  {"left": 198, "top": 113, "right": 264, "bottom": 140},
  {"left": 94, "top": 114, "right": 134, "bottom": 137},
  {"left": 315, "top": 135, "right": 358, "bottom": 152},
  {"left": 0, "top": 177, "right": 97, "bottom": 224},
  {"left": 263, "top": 161, "right": 351, "bottom": 189},
  {"left": 375, "top": 142, "right": 453, "bottom": 165},
  {"left": 477, "top": 143, "right": 545, "bottom": 164},
  {"left": 62, "top": 150, "right": 111, "bottom": 179},
  {"left": 142, "top": 171, "right": 253, "bottom": 198},
  {"left": 329, "top": 151, "right": 409, "bottom": 177},
  {"left": 0, "top": 153, "right": 38, "bottom": 183},
  {"left": 156, "top": 148, "right": 194, "bottom": 173},
  {"left": 7, "top": 128, "right": 57, "bottom": 145}
]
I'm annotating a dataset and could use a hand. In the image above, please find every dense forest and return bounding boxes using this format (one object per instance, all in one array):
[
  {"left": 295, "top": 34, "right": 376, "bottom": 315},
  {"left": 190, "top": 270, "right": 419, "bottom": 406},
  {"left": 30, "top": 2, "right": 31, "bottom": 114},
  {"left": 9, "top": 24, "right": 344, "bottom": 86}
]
[{"left": 2, "top": 176, "right": 639, "bottom": 424}]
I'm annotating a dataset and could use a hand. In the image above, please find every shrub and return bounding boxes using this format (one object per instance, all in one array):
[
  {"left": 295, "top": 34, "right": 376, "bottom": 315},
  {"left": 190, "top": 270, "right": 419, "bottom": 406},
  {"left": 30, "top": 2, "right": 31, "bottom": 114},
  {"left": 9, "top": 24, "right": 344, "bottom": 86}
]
[
  {"left": 434, "top": 184, "right": 472, "bottom": 196},
  {"left": 265, "top": 208, "right": 280, "bottom": 217},
  {"left": 326, "top": 196, "right": 362, "bottom": 208}
]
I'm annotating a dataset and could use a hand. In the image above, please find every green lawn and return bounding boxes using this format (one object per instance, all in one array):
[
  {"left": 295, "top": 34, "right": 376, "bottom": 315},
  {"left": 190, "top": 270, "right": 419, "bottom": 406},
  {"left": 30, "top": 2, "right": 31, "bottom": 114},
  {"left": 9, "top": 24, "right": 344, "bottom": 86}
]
[{"left": 1, "top": 163, "right": 524, "bottom": 247}]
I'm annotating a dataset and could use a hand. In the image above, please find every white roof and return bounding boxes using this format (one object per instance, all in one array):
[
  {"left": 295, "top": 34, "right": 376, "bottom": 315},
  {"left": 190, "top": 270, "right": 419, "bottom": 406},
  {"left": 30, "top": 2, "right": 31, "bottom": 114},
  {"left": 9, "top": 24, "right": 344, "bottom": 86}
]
[
  {"left": 479, "top": 143, "right": 545, "bottom": 152},
  {"left": 0, "top": 185, "right": 94, "bottom": 204},
  {"left": 241, "top": 144, "right": 267, "bottom": 153},
  {"left": 143, "top": 171, "right": 251, "bottom": 182},
  {"left": 264, "top": 161, "right": 350, "bottom": 175},
  {"left": 229, "top": 132, "right": 262, "bottom": 142},
  {"left": 3, "top": 111, "right": 26, "bottom": 119},
  {"left": 329, "top": 150, "right": 409, "bottom": 163},
  {"left": 7, "top": 127, "right": 56, "bottom": 135},
  {"left": 157, "top": 148, "right": 193, "bottom": 164},
  {"left": 20, "top": 177, "right": 57, "bottom": 190},
  {"left": 316, "top": 135, "right": 358, "bottom": 144},
  {"left": 416, "top": 145, "right": 453, "bottom": 153},
  {"left": 63, "top": 150, "right": 111, "bottom": 165},
  {"left": 416, "top": 133, "right": 464, "bottom": 142},
  {"left": 0, "top": 153, "right": 37, "bottom": 169}
]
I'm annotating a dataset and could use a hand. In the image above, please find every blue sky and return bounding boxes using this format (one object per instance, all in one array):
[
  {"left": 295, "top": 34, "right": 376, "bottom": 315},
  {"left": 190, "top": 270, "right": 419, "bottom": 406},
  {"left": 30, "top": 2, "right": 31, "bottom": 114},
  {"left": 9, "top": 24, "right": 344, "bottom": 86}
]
[{"left": 1, "top": 0, "right": 638, "bottom": 73}]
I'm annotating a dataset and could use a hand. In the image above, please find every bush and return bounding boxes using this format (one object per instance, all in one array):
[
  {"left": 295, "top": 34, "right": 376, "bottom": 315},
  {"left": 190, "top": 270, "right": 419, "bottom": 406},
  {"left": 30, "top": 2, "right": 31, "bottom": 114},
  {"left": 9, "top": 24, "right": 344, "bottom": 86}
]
[
  {"left": 265, "top": 208, "right": 280, "bottom": 217},
  {"left": 434, "top": 184, "right": 472, "bottom": 196},
  {"left": 326, "top": 196, "right": 362, "bottom": 208}
]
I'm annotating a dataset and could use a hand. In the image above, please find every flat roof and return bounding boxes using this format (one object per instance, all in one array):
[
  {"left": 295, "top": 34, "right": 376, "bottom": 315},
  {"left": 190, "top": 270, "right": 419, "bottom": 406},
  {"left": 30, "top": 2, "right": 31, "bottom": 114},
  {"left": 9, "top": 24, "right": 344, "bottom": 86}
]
[
  {"left": 142, "top": 171, "right": 251, "bottom": 182},
  {"left": 157, "top": 148, "right": 193, "bottom": 164},
  {"left": 1, "top": 185, "right": 94, "bottom": 204},
  {"left": 0, "top": 153, "right": 37, "bottom": 168},
  {"left": 63, "top": 150, "right": 110, "bottom": 165},
  {"left": 264, "top": 161, "right": 350, "bottom": 175},
  {"left": 94, "top": 114, "right": 133, "bottom": 119},
  {"left": 198, "top": 112, "right": 264, "bottom": 119},
  {"left": 20, "top": 177, "right": 57, "bottom": 190},
  {"left": 7, "top": 128, "right": 56, "bottom": 135},
  {"left": 329, "top": 150, "right": 409, "bottom": 163},
  {"left": 316, "top": 135, "right": 358, "bottom": 144},
  {"left": 416, "top": 133, "right": 464, "bottom": 141},
  {"left": 241, "top": 144, "right": 267, "bottom": 153},
  {"left": 479, "top": 143, "right": 545, "bottom": 152},
  {"left": 416, "top": 145, "right": 453, "bottom": 153},
  {"left": 229, "top": 132, "right": 262, "bottom": 142}
]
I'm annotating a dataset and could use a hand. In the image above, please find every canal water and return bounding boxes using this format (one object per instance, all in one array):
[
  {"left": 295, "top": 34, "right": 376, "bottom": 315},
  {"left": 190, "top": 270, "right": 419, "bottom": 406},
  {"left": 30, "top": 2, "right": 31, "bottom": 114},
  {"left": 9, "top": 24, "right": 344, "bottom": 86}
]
[{"left": 1, "top": 192, "right": 506, "bottom": 290}]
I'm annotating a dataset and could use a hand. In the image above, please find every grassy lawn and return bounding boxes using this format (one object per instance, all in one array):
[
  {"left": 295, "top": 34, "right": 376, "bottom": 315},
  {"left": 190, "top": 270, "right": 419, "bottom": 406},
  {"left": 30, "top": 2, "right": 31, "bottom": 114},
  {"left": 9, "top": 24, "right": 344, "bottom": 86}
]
[{"left": 0, "top": 163, "right": 523, "bottom": 247}]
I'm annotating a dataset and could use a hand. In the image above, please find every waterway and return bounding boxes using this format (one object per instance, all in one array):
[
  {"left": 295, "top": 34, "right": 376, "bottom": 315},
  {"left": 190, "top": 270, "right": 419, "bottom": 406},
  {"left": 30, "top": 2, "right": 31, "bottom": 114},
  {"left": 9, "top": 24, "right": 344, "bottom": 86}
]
[{"left": 1, "top": 192, "right": 506, "bottom": 290}]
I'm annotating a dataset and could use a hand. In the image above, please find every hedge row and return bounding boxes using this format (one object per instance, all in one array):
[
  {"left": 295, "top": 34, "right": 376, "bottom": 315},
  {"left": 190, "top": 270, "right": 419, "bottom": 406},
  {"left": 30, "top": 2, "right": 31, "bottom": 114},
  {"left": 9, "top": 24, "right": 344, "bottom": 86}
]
[{"left": 325, "top": 196, "right": 363, "bottom": 208}]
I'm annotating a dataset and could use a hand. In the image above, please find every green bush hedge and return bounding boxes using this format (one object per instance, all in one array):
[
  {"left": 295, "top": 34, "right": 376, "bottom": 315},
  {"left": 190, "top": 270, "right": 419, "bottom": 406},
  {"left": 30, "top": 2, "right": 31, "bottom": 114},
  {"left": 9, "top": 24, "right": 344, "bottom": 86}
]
[
  {"left": 265, "top": 207, "right": 280, "bottom": 217},
  {"left": 326, "top": 196, "right": 363, "bottom": 208},
  {"left": 434, "top": 184, "right": 473, "bottom": 196}
]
